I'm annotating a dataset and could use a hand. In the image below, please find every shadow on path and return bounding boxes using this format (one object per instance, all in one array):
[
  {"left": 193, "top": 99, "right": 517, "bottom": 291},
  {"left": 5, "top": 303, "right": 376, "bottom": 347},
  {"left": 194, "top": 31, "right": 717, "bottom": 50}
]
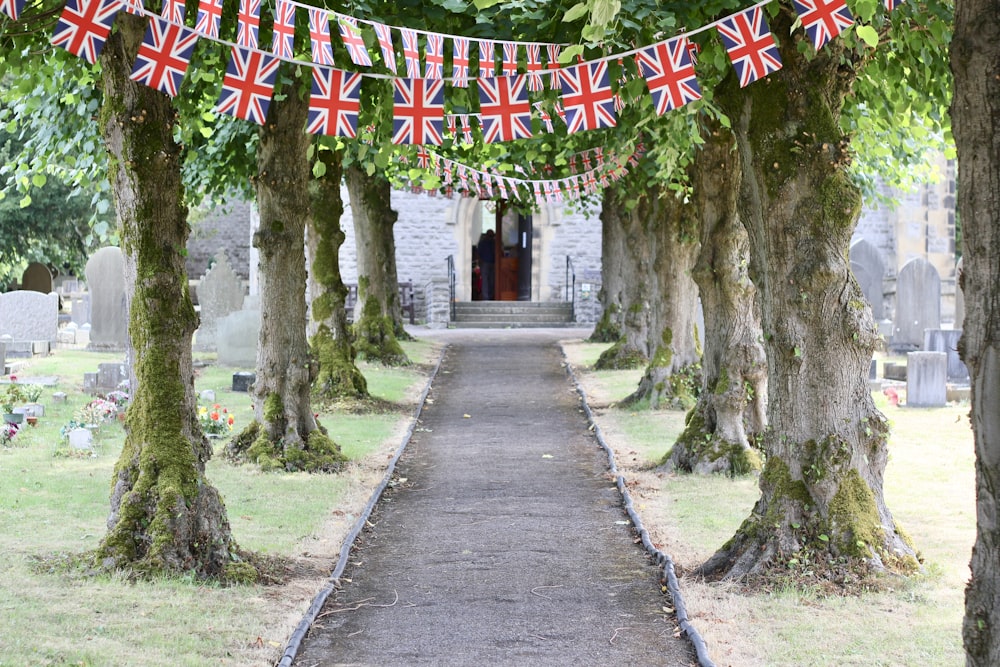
[{"left": 293, "top": 329, "right": 695, "bottom": 666}]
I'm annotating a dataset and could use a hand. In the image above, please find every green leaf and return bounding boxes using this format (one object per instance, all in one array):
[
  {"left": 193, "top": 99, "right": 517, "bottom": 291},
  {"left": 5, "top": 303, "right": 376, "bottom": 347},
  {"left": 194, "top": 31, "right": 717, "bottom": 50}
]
[
  {"left": 856, "top": 25, "right": 879, "bottom": 48},
  {"left": 312, "top": 160, "right": 327, "bottom": 178},
  {"left": 31, "top": 174, "right": 47, "bottom": 188},
  {"left": 818, "top": 534, "right": 830, "bottom": 542},
  {"left": 563, "top": 2, "right": 589, "bottom": 23}
]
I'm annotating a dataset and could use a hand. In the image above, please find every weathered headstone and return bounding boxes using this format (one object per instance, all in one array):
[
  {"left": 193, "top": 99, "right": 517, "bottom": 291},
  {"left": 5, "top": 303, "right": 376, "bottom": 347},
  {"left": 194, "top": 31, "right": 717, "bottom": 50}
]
[
  {"left": 924, "top": 329, "right": 969, "bottom": 382},
  {"left": 0, "top": 290, "right": 59, "bottom": 347},
  {"left": 216, "top": 302, "right": 260, "bottom": 367},
  {"left": 232, "top": 372, "right": 255, "bottom": 392},
  {"left": 906, "top": 351, "right": 947, "bottom": 407},
  {"left": 85, "top": 247, "right": 128, "bottom": 352},
  {"left": 21, "top": 262, "right": 53, "bottom": 294},
  {"left": 68, "top": 427, "right": 93, "bottom": 450},
  {"left": 194, "top": 252, "right": 245, "bottom": 352},
  {"left": 849, "top": 239, "right": 885, "bottom": 320},
  {"left": 893, "top": 257, "right": 941, "bottom": 351},
  {"left": 97, "top": 362, "right": 128, "bottom": 392},
  {"left": 70, "top": 294, "right": 90, "bottom": 326}
]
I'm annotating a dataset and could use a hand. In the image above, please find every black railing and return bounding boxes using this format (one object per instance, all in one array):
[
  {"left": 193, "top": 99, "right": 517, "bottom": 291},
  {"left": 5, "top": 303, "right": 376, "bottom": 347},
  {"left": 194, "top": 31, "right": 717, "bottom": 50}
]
[
  {"left": 446, "top": 255, "right": 456, "bottom": 323},
  {"left": 565, "top": 256, "right": 576, "bottom": 323}
]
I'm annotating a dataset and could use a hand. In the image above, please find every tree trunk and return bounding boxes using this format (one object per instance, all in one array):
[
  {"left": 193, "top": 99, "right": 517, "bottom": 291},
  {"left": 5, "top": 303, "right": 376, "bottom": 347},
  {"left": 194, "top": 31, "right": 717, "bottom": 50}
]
[
  {"left": 589, "top": 195, "right": 627, "bottom": 343},
  {"left": 662, "top": 123, "right": 767, "bottom": 475},
  {"left": 307, "top": 147, "right": 368, "bottom": 401},
  {"left": 700, "top": 9, "right": 917, "bottom": 581},
  {"left": 94, "top": 15, "right": 245, "bottom": 580},
  {"left": 228, "top": 70, "right": 344, "bottom": 473},
  {"left": 952, "top": 2, "right": 1000, "bottom": 663},
  {"left": 346, "top": 164, "right": 410, "bottom": 365}
]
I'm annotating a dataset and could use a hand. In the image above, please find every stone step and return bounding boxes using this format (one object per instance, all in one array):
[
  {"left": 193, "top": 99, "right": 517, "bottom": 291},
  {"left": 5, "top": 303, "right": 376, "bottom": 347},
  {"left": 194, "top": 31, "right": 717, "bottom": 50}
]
[{"left": 451, "top": 301, "right": 575, "bottom": 328}]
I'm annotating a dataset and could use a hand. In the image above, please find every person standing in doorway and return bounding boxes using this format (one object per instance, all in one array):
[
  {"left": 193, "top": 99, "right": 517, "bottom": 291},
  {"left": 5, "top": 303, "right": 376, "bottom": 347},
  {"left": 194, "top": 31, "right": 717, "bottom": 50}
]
[{"left": 477, "top": 229, "right": 496, "bottom": 300}]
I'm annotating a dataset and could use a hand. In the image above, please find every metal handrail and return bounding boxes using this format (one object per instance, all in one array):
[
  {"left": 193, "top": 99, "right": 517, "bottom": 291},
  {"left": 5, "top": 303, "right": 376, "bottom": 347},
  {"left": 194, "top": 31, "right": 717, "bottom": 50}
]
[
  {"left": 565, "top": 256, "right": 576, "bottom": 323},
  {"left": 446, "top": 255, "right": 456, "bottom": 323}
]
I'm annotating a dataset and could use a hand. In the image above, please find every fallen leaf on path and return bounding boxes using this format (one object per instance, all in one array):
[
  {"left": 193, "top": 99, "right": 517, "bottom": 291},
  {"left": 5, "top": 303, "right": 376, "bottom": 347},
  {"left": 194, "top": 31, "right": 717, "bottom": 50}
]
[
  {"left": 542, "top": 454, "right": 553, "bottom": 459},
  {"left": 463, "top": 414, "right": 471, "bottom": 418}
]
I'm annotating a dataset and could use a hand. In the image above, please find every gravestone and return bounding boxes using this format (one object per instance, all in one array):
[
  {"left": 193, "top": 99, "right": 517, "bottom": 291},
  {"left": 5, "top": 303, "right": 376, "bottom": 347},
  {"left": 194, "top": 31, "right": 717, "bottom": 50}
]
[
  {"left": 68, "top": 427, "right": 93, "bottom": 451},
  {"left": 21, "top": 262, "right": 53, "bottom": 294},
  {"left": 849, "top": 239, "right": 885, "bottom": 319},
  {"left": 216, "top": 298, "right": 260, "bottom": 367},
  {"left": 70, "top": 294, "right": 90, "bottom": 326},
  {"left": 924, "top": 329, "right": 969, "bottom": 382},
  {"left": 232, "top": 372, "right": 255, "bottom": 392},
  {"left": 906, "top": 351, "right": 947, "bottom": 407},
  {"left": 194, "top": 252, "right": 245, "bottom": 352},
  {"left": 893, "top": 257, "right": 940, "bottom": 351},
  {"left": 85, "top": 247, "right": 128, "bottom": 352},
  {"left": 0, "top": 291, "right": 59, "bottom": 347},
  {"left": 97, "top": 362, "right": 128, "bottom": 392}
]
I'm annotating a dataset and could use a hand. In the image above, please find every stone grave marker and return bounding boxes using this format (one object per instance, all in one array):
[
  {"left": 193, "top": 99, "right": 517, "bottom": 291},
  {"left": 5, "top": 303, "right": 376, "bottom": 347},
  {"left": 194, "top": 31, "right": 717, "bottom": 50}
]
[
  {"left": 85, "top": 247, "right": 128, "bottom": 352},
  {"left": 68, "top": 427, "right": 93, "bottom": 451},
  {"left": 849, "top": 239, "right": 885, "bottom": 320},
  {"left": 906, "top": 351, "right": 947, "bottom": 407},
  {"left": 0, "top": 290, "right": 59, "bottom": 349},
  {"left": 217, "top": 295, "right": 260, "bottom": 368},
  {"left": 924, "top": 329, "right": 969, "bottom": 382},
  {"left": 21, "top": 262, "right": 53, "bottom": 294},
  {"left": 892, "top": 257, "right": 940, "bottom": 352},
  {"left": 194, "top": 252, "right": 245, "bottom": 352}
]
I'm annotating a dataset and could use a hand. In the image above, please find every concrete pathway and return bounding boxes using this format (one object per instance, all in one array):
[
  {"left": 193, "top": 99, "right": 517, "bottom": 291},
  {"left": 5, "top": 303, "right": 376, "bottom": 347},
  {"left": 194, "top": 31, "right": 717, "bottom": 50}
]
[{"left": 294, "top": 329, "right": 694, "bottom": 666}]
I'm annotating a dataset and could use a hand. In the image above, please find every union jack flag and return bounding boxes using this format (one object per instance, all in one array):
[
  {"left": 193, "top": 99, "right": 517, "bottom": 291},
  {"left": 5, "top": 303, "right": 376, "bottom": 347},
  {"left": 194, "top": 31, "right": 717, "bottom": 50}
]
[
  {"left": 1, "top": 0, "right": 24, "bottom": 20},
  {"left": 478, "top": 75, "right": 533, "bottom": 143},
  {"left": 452, "top": 37, "right": 470, "bottom": 88},
  {"left": 307, "top": 67, "right": 362, "bottom": 138},
  {"left": 309, "top": 9, "right": 334, "bottom": 66},
  {"left": 401, "top": 28, "right": 420, "bottom": 78},
  {"left": 793, "top": 0, "right": 854, "bottom": 51},
  {"left": 130, "top": 17, "right": 198, "bottom": 98},
  {"left": 236, "top": 0, "right": 260, "bottom": 49},
  {"left": 479, "top": 40, "right": 495, "bottom": 78},
  {"left": 560, "top": 61, "right": 617, "bottom": 133},
  {"left": 339, "top": 16, "right": 372, "bottom": 67},
  {"left": 635, "top": 37, "right": 702, "bottom": 115},
  {"left": 121, "top": 0, "right": 141, "bottom": 15},
  {"left": 160, "top": 0, "right": 183, "bottom": 22},
  {"left": 425, "top": 33, "right": 444, "bottom": 78},
  {"left": 51, "top": 0, "right": 121, "bottom": 65},
  {"left": 461, "top": 114, "right": 474, "bottom": 143},
  {"left": 392, "top": 78, "right": 445, "bottom": 145},
  {"left": 216, "top": 46, "right": 279, "bottom": 125},
  {"left": 525, "top": 44, "right": 543, "bottom": 91},
  {"left": 195, "top": 0, "right": 222, "bottom": 38},
  {"left": 716, "top": 6, "right": 782, "bottom": 88},
  {"left": 416, "top": 146, "right": 431, "bottom": 168},
  {"left": 546, "top": 44, "right": 562, "bottom": 88},
  {"left": 373, "top": 22, "right": 396, "bottom": 73},
  {"left": 534, "top": 101, "right": 554, "bottom": 133},
  {"left": 271, "top": 0, "right": 295, "bottom": 59},
  {"left": 501, "top": 42, "right": 518, "bottom": 76},
  {"left": 884, "top": 0, "right": 904, "bottom": 9}
]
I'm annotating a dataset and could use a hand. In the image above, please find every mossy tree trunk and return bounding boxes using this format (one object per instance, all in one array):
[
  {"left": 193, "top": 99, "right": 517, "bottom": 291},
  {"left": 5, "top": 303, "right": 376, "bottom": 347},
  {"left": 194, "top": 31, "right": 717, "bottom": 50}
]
[
  {"left": 94, "top": 15, "right": 241, "bottom": 579},
  {"left": 589, "top": 192, "right": 627, "bottom": 343},
  {"left": 700, "top": 10, "right": 915, "bottom": 581},
  {"left": 231, "top": 69, "right": 344, "bottom": 473},
  {"left": 307, "top": 147, "right": 368, "bottom": 401},
  {"left": 952, "top": 3, "right": 1000, "bottom": 663},
  {"left": 346, "top": 164, "right": 409, "bottom": 365},
  {"left": 663, "top": 123, "right": 767, "bottom": 475}
]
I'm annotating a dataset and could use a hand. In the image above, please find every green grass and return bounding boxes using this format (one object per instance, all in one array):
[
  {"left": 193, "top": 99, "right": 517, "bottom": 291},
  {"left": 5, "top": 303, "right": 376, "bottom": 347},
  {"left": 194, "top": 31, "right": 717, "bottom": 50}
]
[{"left": 0, "top": 343, "right": 439, "bottom": 666}]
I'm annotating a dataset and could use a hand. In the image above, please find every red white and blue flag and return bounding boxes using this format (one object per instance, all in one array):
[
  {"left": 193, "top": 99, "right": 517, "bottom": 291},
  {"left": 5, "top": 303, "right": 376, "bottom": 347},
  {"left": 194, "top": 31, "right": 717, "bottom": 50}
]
[
  {"left": 793, "top": 0, "right": 854, "bottom": 51},
  {"left": 338, "top": 16, "right": 372, "bottom": 67},
  {"left": 478, "top": 75, "right": 533, "bottom": 143},
  {"left": 425, "top": 33, "right": 444, "bottom": 78},
  {"left": 216, "top": 46, "right": 279, "bottom": 125},
  {"left": 501, "top": 42, "right": 518, "bottom": 76},
  {"left": 401, "top": 28, "right": 421, "bottom": 78},
  {"left": 373, "top": 22, "right": 396, "bottom": 73},
  {"left": 51, "top": 0, "right": 121, "bottom": 64},
  {"left": 1, "top": 0, "right": 25, "bottom": 21},
  {"left": 160, "top": 0, "right": 183, "bottom": 23},
  {"left": 195, "top": 0, "right": 223, "bottom": 38},
  {"left": 716, "top": 6, "right": 782, "bottom": 88},
  {"left": 546, "top": 44, "right": 562, "bottom": 89},
  {"left": 309, "top": 9, "right": 334, "bottom": 66},
  {"left": 559, "top": 61, "right": 617, "bottom": 133},
  {"left": 307, "top": 67, "right": 362, "bottom": 138},
  {"left": 525, "top": 44, "right": 543, "bottom": 91},
  {"left": 452, "top": 37, "right": 470, "bottom": 88},
  {"left": 130, "top": 17, "right": 198, "bottom": 98},
  {"left": 884, "top": 0, "right": 904, "bottom": 10},
  {"left": 479, "top": 40, "right": 495, "bottom": 78},
  {"left": 635, "top": 37, "right": 702, "bottom": 115},
  {"left": 236, "top": 0, "right": 260, "bottom": 49},
  {"left": 271, "top": 0, "right": 295, "bottom": 59},
  {"left": 392, "top": 78, "right": 445, "bottom": 145}
]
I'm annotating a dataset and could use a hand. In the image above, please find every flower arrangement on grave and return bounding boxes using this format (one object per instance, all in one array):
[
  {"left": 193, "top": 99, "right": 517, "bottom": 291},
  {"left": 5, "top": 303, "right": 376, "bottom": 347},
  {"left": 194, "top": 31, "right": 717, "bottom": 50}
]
[
  {"left": 199, "top": 404, "right": 235, "bottom": 435},
  {"left": 22, "top": 384, "right": 43, "bottom": 404},
  {"left": 1, "top": 421, "right": 19, "bottom": 446},
  {"left": 104, "top": 390, "right": 130, "bottom": 409},
  {"left": 74, "top": 398, "right": 118, "bottom": 426},
  {"left": 2, "top": 382, "right": 26, "bottom": 415}
]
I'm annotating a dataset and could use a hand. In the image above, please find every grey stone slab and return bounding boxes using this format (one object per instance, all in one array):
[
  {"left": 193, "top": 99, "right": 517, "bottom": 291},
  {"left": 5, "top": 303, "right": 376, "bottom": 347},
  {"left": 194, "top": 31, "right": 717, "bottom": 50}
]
[
  {"left": 893, "top": 258, "right": 941, "bottom": 351},
  {"left": 906, "top": 351, "right": 947, "bottom": 407},
  {"left": 85, "top": 247, "right": 128, "bottom": 352}
]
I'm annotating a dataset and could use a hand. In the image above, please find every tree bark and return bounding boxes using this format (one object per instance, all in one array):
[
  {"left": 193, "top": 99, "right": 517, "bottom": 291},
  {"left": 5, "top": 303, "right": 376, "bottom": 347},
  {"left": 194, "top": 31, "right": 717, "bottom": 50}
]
[
  {"left": 346, "top": 164, "right": 409, "bottom": 365},
  {"left": 307, "top": 147, "right": 368, "bottom": 400},
  {"left": 663, "top": 123, "right": 767, "bottom": 475},
  {"left": 94, "top": 15, "right": 244, "bottom": 580},
  {"left": 589, "top": 195, "right": 627, "bottom": 343},
  {"left": 228, "top": 69, "right": 345, "bottom": 473},
  {"left": 700, "top": 9, "right": 916, "bottom": 581},
  {"left": 952, "top": 2, "right": 1000, "bottom": 663}
]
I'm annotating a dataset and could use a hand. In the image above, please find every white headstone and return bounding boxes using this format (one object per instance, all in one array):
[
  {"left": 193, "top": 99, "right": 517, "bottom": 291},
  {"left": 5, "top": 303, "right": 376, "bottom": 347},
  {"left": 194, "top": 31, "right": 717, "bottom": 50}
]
[
  {"left": 194, "top": 252, "right": 245, "bottom": 352},
  {"left": 68, "top": 427, "right": 93, "bottom": 450},
  {"left": 0, "top": 291, "right": 59, "bottom": 344},
  {"left": 906, "top": 351, "right": 947, "bottom": 407},
  {"left": 85, "top": 247, "right": 128, "bottom": 352},
  {"left": 893, "top": 258, "right": 941, "bottom": 351},
  {"left": 216, "top": 307, "right": 260, "bottom": 367}
]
